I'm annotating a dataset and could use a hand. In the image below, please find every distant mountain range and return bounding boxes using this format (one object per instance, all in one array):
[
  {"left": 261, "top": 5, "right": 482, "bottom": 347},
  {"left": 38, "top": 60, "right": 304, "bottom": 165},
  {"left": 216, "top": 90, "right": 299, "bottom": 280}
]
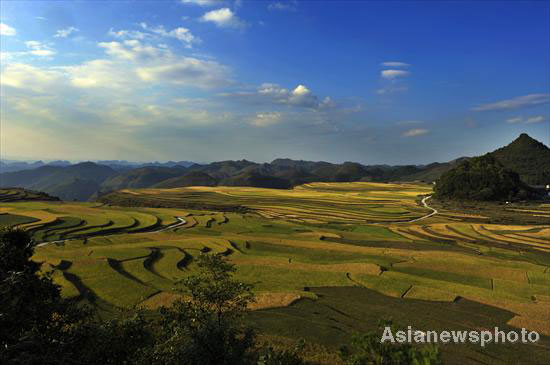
[
  {"left": 0, "top": 159, "right": 196, "bottom": 173},
  {"left": 1, "top": 134, "right": 547, "bottom": 201}
]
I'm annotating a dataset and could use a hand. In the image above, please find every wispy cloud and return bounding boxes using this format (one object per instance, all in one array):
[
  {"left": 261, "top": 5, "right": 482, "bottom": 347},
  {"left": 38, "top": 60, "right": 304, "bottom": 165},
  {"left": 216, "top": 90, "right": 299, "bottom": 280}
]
[
  {"left": 0, "top": 23, "right": 16, "bottom": 36},
  {"left": 139, "top": 23, "right": 200, "bottom": 47},
  {"left": 377, "top": 64, "right": 411, "bottom": 95},
  {"left": 25, "top": 41, "right": 56, "bottom": 57},
  {"left": 108, "top": 28, "right": 148, "bottom": 40},
  {"left": 54, "top": 26, "right": 79, "bottom": 38},
  {"left": 525, "top": 115, "right": 546, "bottom": 124},
  {"left": 180, "top": 0, "right": 222, "bottom": 6},
  {"left": 200, "top": 8, "right": 246, "bottom": 29},
  {"left": 268, "top": 1, "right": 298, "bottom": 11},
  {"left": 506, "top": 116, "right": 523, "bottom": 124},
  {"left": 381, "top": 69, "right": 410, "bottom": 80},
  {"left": 472, "top": 93, "right": 550, "bottom": 111},
  {"left": 381, "top": 61, "right": 410, "bottom": 68},
  {"left": 249, "top": 112, "right": 282, "bottom": 127},
  {"left": 402, "top": 128, "right": 429, "bottom": 137},
  {"left": 506, "top": 115, "right": 547, "bottom": 124}
]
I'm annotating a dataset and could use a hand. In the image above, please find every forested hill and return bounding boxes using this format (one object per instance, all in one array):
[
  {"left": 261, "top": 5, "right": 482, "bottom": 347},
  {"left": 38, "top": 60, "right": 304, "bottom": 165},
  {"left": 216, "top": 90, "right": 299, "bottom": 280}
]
[{"left": 434, "top": 154, "right": 536, "bottom": 201}]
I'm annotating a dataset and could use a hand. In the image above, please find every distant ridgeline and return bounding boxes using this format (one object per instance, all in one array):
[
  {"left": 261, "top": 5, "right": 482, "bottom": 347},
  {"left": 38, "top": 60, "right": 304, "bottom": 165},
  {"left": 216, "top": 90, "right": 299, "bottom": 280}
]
[{"left": 0, "top": 134, "right": 548, "bottom": 201}]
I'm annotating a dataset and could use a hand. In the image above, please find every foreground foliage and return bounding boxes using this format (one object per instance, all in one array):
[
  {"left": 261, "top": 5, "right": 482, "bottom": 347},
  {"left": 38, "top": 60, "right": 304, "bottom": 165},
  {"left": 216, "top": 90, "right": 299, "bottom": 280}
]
[{"left": 0, "top": 228, "right": 150, "bottom": 364}]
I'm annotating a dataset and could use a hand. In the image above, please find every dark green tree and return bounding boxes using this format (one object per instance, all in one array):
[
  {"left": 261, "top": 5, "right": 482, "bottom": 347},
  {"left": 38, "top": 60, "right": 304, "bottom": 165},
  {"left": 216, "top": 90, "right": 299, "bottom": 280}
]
[
  {"left": 0, "top": 228, "right": 152, "bottom": 365},
  {"left": 147, "top": 253, "right": 256, "bottom": 365}
]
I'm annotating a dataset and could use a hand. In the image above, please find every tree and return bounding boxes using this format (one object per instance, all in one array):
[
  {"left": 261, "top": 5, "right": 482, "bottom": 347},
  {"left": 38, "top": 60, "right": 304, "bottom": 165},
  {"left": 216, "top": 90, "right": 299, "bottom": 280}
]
[{"left": 147, "top": 253, "right": 257, "bottom": 365}]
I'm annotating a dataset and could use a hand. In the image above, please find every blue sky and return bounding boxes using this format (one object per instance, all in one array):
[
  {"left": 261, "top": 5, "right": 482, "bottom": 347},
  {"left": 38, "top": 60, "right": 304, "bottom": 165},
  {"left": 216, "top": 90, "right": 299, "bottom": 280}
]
[{"left": 1, "top": 0, "right": 549, "bottom": 164}]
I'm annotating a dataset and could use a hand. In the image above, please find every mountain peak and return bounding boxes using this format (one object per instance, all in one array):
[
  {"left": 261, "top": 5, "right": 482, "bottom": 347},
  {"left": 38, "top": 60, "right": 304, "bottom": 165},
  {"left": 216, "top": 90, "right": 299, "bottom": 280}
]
[
  {"left": 510, "top": 133, "right": 547, "bottom": 148},
  {"left": 490, "top": 133, "right": 550, "bottom": 185}
]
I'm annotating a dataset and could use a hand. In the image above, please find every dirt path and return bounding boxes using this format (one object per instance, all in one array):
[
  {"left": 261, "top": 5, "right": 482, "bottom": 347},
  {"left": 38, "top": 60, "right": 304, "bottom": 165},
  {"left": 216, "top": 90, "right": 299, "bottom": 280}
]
[
  {"left": 371, "top": 195, "right": 437, "bottom": 225},
  {"left": 405, "top": 195, "right": 438, "bottom": 223}
]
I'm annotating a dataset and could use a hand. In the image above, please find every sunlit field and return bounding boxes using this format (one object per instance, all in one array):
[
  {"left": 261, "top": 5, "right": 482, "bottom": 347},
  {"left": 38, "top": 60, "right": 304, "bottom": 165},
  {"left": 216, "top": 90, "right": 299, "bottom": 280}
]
[{"left": 2, "top": 182, "right": 550, "bottom": 363}]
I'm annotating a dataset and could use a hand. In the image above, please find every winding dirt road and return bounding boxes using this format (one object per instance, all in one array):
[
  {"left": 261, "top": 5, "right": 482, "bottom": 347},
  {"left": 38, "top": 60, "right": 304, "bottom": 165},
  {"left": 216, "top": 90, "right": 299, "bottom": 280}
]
[{"left": 406, "top": 195, "right": 438, "bottom": 223}]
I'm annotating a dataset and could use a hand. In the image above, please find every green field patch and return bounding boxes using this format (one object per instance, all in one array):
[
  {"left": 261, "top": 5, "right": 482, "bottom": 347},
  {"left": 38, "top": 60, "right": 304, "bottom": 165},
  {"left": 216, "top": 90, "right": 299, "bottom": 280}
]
[
  {"left": 352, "top": 273, "right": 412, "bottom": 297},
  {"left": 36, "top": 216, "right": 85, "bottom": 241},
  {"left": 149, "top": 246, "right": 189, "bottom": 281},
  {"left": 391, "top": 266, "right": 493, "bottom": 290},
  {"left": 0, "top": 213, "right": 39, "bottom": 228},
  {"left": 239, "top": 240, "right": 399, "bottom": 266},
  {"left": 235, "top": 265, "right": 351, "bottom": 292},
  {"left": 50, "top": 269, "right": 80, "bottom": 298},
  {"left": 527, "top": 271, "right": 550, "bottom": 286},
  {"left": 403, "top": 285, "right": 458, "bottom": 301},
  {"left": 350, "top": 225, "right": 409, "bottom": 241},
  {"left": 493, "top": 278, "right": 550, "bottom": 299},
  {"left": 66, "top": 258, "right": 158, "bottom": 308}
]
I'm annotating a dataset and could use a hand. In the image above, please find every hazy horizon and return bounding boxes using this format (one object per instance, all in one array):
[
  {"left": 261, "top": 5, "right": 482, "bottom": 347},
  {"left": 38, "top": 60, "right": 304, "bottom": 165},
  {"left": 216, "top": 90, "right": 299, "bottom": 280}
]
[
  {"left": 1, "top": 0, "right": 549, "bottom": 165},
  {"left": 1, "top": 130, "right": 547, "bottom": 167}
]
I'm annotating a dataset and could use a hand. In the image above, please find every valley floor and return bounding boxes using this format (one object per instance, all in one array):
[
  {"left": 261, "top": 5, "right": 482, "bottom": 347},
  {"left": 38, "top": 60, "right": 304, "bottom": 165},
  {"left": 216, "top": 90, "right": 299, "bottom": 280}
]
[{"left": 1, "top": 182, "right": 550, "bottom": 364}]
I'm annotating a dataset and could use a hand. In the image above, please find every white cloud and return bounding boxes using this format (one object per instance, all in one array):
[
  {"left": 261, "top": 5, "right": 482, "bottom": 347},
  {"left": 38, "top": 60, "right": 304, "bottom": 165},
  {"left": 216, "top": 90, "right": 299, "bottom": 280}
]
[
  {"left": 98, "top": 40, "right": 166, "bottom": 61},
  {"left": 180, "top": 0, "right": 222, "bottom": 5},
  {"left": 200, "top": 8, "right": 245, "bottom": 28},
  {"left": 472, "top": 93, "right": 550, "bottom": 111},
  {"left": 29, "top": 49, "right": 56, "bottom": 57},
  {"left": 268, "top": 1, "right": 298, "bottom": 11},
  {"left": 506, "top": 116, "right": 523, "bottom": 124},
  {"left": 402, "top": 128, "right": 429, "bottom": 137},
  {"left": 223, "top": 83, "right": 332, "bottom": 109},
  {"left": 63, "top": 59, "right": 135, "bottom": 89},
  {"left": 525, "top": 115, "right": 546, "bottom": 124},
  {"left": 381, "top": 61, "right": 410, "bottom": 68},
  {"left": 249, "top": 112, "right": 282, "bottom": 127},
  {"left": 139, "top": 23, "right": 200, "bottom": 47},
  {"left": 136, "top": 58, "right": 230, "bottom": 89},
  {"left": 108, "top": 28, "right": 148, "bottom": 40},
  {"left": 54, "top": 26, "right": 79, "bottom": 38},
  {"left": 1, "top": 38, "right": 231, "bottom": 92},
  {"left": 24, "top": 41, "right": 56, "bottom": 57},
  {"left": 0, "top": 63, "right": 64, "bottom": 92},
  {"left": 61, "top": 40, "right": 230, "bottom": 89},
  {"left": 381, "top": 69, "right": 410, "bottom": 79},
  {"left": 0, "top": 23, "right": 16, "bottom": 36}
]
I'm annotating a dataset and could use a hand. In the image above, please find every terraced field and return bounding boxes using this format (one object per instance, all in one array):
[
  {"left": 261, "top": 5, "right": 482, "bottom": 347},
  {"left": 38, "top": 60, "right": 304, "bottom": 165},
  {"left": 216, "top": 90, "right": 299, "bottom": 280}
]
[
  {"left": 2, "top": 182, "right": 550, "bottom": 363},
  {"left": 0, "top": 201, "right": 188, "bottom": 242},
  {"left": 102, "top": 182, "right": 434, "bottom": 223}
]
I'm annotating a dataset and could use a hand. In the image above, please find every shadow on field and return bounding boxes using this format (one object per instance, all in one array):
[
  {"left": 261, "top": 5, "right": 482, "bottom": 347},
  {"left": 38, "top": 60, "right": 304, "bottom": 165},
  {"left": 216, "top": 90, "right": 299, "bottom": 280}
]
[{"left": 246, "top": 286, "right": 550, "bottom": 365}]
